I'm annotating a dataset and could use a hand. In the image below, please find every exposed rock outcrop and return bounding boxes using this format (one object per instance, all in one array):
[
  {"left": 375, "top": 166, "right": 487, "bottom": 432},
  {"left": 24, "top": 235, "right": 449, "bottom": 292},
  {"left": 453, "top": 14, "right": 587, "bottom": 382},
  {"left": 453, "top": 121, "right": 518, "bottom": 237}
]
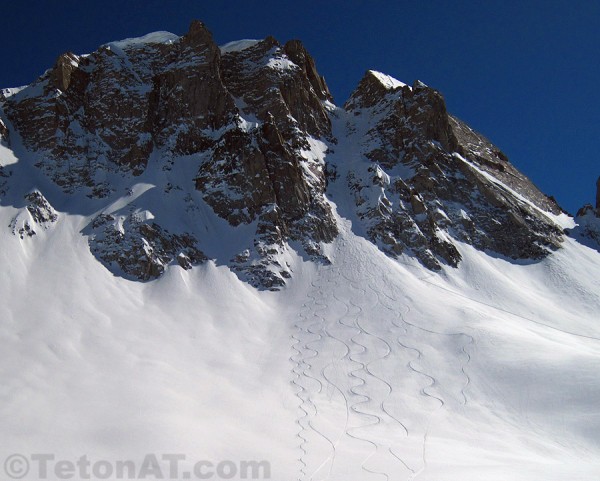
[
  {"left": 5, "top": 21, "right": 337, "bottom": 287},
  {"left": 571, "top": 178, "right": 600, "bottom": 251},
  {"left": 9, "top": 191, "right": 58, "bottom": 239},
  {"left": 0, "top": 105, "right": 11, "bottom": 197},
  {"left": 0, "top": 117, "right": 8, "bottom": 145},
  {"left": 339, "top": 71, "right": 563, "bottom": 269},
  {"left": 87, "top": 212, "right": 206, "bottom": 281},
  {"left": 5, "top": 21, "right": 237, "bottom": 186},
  {"left": 1, "top": 23, "right": 570, "bottom": 285}
]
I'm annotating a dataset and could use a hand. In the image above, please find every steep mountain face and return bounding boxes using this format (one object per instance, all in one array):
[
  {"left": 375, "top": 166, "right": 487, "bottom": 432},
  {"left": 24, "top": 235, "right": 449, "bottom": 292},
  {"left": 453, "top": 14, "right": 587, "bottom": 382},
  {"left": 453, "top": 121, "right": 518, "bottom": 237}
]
[
  {"left": 338, "top": 71, "right": 564, "bottom": 269},
  {"left": 571, "top": 177, "right": 600, "bottom": 250},
  {"left": 0, "top": 20, "right": 570, "bottom": 287},
  {"left": 2, "top": 21, "right": 336, "bottom": 287},
  {"left": 2, "top": 21, "right": 600, "bottom": 481},
  {"left": 0, "top": 117, "right": 9, "bottom": 197},
  {"left": 0, "top": 117, "right": 8, "bottom": 144}
]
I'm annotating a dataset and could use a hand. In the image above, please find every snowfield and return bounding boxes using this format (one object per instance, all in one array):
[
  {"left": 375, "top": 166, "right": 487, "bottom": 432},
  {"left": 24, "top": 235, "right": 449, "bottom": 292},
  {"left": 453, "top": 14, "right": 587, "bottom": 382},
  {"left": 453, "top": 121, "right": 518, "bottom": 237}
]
[
  {"left": 1, "top": 58, "right": 599, "bottom": 480},
  {"left": 1, "top": 203, "right": 599, "bottom": 480}
]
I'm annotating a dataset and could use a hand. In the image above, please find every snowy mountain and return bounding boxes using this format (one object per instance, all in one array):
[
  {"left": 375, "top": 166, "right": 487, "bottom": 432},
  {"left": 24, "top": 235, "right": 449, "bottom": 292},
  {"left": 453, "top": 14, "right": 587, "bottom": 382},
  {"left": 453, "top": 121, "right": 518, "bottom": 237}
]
[{"left": 1, "top": 20, "right": 599, "bottom": 480}]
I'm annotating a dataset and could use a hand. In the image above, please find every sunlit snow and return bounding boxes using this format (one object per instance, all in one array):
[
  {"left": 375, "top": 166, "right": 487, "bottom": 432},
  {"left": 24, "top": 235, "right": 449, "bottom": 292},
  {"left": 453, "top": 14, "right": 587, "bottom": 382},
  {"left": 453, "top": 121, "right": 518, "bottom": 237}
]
[{"left": 0, "top": 59, "right": 599, "bottom": 481}]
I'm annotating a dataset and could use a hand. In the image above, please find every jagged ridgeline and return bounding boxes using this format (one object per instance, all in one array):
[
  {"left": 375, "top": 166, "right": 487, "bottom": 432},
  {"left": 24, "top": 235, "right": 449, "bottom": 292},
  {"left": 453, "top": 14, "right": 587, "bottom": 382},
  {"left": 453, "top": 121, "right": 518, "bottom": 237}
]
[
  {"left": 0, "top": 20, "right": 568, "bottom": 288},
  {"left": 569, "top": 177, "right": 600, "bottom": 250}
]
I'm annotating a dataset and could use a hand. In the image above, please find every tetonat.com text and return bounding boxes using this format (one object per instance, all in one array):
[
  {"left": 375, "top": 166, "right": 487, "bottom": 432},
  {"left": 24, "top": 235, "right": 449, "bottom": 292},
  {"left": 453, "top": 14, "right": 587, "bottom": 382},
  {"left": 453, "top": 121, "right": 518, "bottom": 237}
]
[{"left": 3, "top": 453, "right": 271, "bottom": 480}]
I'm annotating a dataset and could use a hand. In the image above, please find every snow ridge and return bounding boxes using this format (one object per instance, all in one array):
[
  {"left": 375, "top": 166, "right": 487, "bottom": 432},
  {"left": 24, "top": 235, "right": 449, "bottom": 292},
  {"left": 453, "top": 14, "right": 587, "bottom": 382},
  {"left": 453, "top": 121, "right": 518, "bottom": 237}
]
[
  {"left": 368, "top": 70, "right": 407, "bottom": 89},
  {"left": 219, "top": 39, "right": 261, "bottom": 54},
  {"left": 106, "top": 31, "right": 179, "bottom": 50}
]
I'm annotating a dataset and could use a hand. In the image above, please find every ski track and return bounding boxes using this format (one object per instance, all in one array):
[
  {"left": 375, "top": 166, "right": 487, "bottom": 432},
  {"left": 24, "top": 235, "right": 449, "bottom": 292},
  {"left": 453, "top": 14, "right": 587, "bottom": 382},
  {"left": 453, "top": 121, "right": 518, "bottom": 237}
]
[
  {"left": 338, "top": 239, "right": 397, "bottom": 480},
  {"left": 292, "top": 292, "right": 329, "bottom": 479},
  {"left": 293, "top": 236, "right": 479, "bottom": 479},
  {"left": 305, "top": 280, "right": 341, "bottom": 479},
  {"left": 371, "top": 270, "right": 475, "bottom": 478},
  {"left": 292, "top": 284, "right": 333, "bottom": 480},
  {"left": 354, "top": 240, "right": 445, "bottom": 478}
]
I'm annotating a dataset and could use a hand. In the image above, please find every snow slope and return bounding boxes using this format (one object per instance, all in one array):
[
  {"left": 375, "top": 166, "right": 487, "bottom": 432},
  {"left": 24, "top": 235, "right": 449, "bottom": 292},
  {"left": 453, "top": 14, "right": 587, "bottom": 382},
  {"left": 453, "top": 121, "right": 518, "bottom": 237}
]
[
  {"left": 1, "top": 73, "right": 600, "bottom": 481},
  {"left": 1, "top": 201, "right": 600, "bottom": 480}
]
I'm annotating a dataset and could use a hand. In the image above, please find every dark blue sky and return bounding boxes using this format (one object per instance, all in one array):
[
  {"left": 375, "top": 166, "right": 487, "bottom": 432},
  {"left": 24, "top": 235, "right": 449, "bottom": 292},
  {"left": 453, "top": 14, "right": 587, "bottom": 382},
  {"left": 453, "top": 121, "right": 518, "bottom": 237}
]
[{"left": 2, "top": 1, "right": 598, "bottom": 213}]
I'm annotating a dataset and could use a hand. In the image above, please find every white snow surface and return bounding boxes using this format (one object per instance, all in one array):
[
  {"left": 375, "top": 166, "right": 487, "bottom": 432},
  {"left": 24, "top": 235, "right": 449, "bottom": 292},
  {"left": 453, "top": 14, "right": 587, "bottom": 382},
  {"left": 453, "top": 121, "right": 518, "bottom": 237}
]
[
  {"left": 106, "top": 31, "right": 180, "bottom": 50},
  {"left": 1, "top": 207, "right": 599, "bottom": 480},
  {"left": 1, "top": 86, "right": 27, "bottom": 98},
  {"left": 369, "top": 70, "right": 407, "bottom": 89},
  {"left": 219, "top": 39, "right": 261, "bottom": 54},
  {"left": 266, "top": 56, "right": 298, "bottom": 71},
  {"left": 1, "top": 96, "right": 600, "bottom": 481},
  {"left": 454, "top": 152, "right": 575, "bottom": 229}
]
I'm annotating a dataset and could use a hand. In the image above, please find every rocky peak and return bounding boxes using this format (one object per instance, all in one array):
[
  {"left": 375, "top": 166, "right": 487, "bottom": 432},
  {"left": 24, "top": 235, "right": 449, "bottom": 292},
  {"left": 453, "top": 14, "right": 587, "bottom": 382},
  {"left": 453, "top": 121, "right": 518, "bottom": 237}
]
[
  {"left": 345, "top": 71, "right": 458, "bottom": 155},
  {"left": 339, "top": 70, "right": 563, "bottom": 269},
  {"left": 345, "top": 70, "right": 406, "bottom": 110},
  {"left": 220, "top": 36, "right": 332, "bottom": 139},
  {"left": 571, "top": 179, "right": 600, "bottom": 251},
  {"left": 282, "top": 39, "right": 333, "bottom": 102},
  {"left": 575, "top": 177, "right": 600, "bottom": 218},
  {"left": 53, "top": 51, "right": 79, "bottom": 91},
  {"left": 3, "top": 21, "right": 341, "bottom": 288},
  {"left": 5, "top": 21, "right": 238, "bottom": 183},
  {"left": 182, "top": 19, "right": 213, "bottom": 47},
  {"left": 0, "top": 21, "right": 575, "bottom": 286}
]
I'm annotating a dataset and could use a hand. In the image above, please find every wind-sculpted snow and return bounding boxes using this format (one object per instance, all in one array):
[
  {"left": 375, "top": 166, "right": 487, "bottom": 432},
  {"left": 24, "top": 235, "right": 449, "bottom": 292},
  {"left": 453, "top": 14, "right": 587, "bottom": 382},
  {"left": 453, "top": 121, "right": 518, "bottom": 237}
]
[
  {"left": 0, "top": 193, "right": 599, "bottom": 479},
  {"left": 286, "top": 218, "right": 600, "bottom": 479},
  {"left": 1, "top": 19, "right": 599, "bottom": 481},
  {"left": 571, "top": 204, "right": 600, "bottom": 252}
]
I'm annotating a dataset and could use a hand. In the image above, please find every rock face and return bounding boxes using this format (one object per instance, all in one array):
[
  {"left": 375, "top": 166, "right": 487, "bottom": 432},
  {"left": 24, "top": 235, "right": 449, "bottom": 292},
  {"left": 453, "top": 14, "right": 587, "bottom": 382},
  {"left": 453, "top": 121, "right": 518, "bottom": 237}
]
[
  {"left": 9, "top": 191, "right": 58, "bottom": 239},
  {"left": 1, "top": 22, "right": 570, "bottom": 286},
  {"left": 338, "top": 71, "right": 563, "bottom": 269},
  {"left": 87, "top": 212, "right": 206, "bottom": 281},
  {"left": 0, "top": 117, "right": 8, "bottom": 144},
  {"left": 3, "top": 21, "right": 336, "bottom": 287},
  {"left": 571, "top": 178, "right": 600, "bottom": 250},
  {"left": 5, "top": 22, "right": 238, "bottom": 190},
  {"left": 196, "top": 36, "right": 337, "bottom": 286},
  {"left": 0, "top": 103, "right": 9, "bottom": 197}
]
